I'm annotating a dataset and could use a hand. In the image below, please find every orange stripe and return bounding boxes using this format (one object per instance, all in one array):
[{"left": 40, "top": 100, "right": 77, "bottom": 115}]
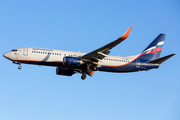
[
  {"left": 14, "top": 57, "right": 137, "bottom": 68},
  {"left": 15, "top": 59, "right": 135, "bottom": 68}
]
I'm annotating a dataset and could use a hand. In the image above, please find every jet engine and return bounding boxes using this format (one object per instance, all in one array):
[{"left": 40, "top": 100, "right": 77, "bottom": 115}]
[
  {"left": 63, "top": 57, "right": 83, "bottom": 66},
  {"left": 56, "top": 67, "right": 75, "bottom": 76}
]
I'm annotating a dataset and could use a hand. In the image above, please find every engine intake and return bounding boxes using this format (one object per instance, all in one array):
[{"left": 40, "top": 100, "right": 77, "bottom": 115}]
[{"left": 63, "top": 57, "right": 83, "bottom": 66}]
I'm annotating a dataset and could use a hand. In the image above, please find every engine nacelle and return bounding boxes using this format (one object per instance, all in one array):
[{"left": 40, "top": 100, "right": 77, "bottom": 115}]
[
  {"left": 63, "top": 57, "right": 83, "bottom": 66},
  {"left": 56, "top": 67, "right": 75, "bottom": 76}
]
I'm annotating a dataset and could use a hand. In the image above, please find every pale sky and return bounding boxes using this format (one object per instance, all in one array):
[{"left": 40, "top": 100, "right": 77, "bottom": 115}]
[{"left": 0, "top": 0, "right": 179, "bottom": 120}]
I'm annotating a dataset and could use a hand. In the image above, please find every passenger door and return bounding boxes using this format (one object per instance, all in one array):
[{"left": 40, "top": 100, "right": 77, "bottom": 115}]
[{"left": 23, "top": 48, "right": 28, "bottom": 56}]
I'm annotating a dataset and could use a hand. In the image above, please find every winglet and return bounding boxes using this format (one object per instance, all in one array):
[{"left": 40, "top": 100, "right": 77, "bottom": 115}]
[{"left": 120, "top": 26, "right": 132, "bottom": 39}]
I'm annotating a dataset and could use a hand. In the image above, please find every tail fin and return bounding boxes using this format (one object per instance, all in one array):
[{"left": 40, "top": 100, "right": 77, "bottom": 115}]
[{"left": 138, "top": 34, "right": 165, "bottom": 61}]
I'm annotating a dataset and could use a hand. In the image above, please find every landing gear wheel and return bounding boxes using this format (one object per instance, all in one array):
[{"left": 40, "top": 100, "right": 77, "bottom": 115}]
[
  {"left": 87, "top": 69, "right": 92, "bottom": 74},
  {"left": 81, "top": 74, "right": 86, "bottom": 80},
  {"left": 18, "top": 66, "right": 22, "bottom": 70}
]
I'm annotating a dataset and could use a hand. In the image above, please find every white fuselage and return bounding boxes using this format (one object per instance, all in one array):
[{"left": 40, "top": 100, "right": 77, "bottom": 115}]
[{"left": 4, "top": 48, "right": 139, "bottom": 68}]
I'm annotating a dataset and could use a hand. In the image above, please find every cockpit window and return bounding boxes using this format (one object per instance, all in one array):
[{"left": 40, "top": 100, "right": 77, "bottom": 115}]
[{"left": 11, "top": 49, "right": 18, "bottom": 51}]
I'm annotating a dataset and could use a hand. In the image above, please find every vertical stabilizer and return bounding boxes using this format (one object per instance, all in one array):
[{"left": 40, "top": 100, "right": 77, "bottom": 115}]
[{"left": 138, "top": 34, "right": 165, "bottom": 61}]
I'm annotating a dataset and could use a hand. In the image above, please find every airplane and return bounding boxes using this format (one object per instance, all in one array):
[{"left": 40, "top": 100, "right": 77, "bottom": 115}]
[{"left": 3, "top": 27, "right": 175, "bottom": 80}]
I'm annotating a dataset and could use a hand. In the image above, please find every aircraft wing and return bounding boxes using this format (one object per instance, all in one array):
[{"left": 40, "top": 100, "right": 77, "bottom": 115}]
[{"left": 80, "top": 27, "right": 132, "bottom": 63}]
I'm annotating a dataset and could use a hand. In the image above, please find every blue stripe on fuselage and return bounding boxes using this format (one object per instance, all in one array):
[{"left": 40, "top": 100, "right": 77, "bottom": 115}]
[
  {"left": 97, "top": 60, "right": 159, "bottom": 72},
  {"left": 15, "top": 59, "right": 159, "bottom": 73}
]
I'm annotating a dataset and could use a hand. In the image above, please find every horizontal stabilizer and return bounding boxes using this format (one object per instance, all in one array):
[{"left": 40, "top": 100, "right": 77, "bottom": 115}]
[{"left": 148, "top": 54, "right": 175, "bottom": 64}]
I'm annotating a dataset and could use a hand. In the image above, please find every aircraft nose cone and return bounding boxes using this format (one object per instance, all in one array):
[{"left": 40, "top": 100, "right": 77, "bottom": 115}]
[
  {"left": 3, "top": 53, "right": 7, "bottom": 58},
  {"left": 3, "top": 53, "right": 9, "bottom": 59}
]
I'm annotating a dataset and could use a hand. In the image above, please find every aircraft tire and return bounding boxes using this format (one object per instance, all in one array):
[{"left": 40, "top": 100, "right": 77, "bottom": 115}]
[
  {"left": 18, "top": 66, "right": 22, "bottom": 70},
  {"left": 81, "top": 74, "right": 86, "bottom": 80}
]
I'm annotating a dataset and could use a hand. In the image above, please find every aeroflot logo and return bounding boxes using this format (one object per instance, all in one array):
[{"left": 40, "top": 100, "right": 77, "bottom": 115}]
[{"left": 141, "top": 41, "right": 164, "bottom": 54}]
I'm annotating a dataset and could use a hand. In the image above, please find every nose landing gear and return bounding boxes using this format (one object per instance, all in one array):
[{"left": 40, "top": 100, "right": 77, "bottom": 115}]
[
  {"left": 18, "top": 65, "right": 22, "bottom": 70},
  {"left": 13, "top": 61, "right": 22, "bottom": 70}
]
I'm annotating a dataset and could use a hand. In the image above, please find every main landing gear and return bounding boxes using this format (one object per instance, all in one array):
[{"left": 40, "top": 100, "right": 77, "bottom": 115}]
[
  {"left": 81, "top": 67, "right": 94, "bottom": 80},
  {"left": 81, "top": 73, "right": 86, "bottom": 80}
]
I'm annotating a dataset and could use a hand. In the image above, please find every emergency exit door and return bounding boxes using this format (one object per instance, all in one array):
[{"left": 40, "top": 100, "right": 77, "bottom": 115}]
[{"left": 136, "top": 59, "right": 140, "bottom": 68}]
